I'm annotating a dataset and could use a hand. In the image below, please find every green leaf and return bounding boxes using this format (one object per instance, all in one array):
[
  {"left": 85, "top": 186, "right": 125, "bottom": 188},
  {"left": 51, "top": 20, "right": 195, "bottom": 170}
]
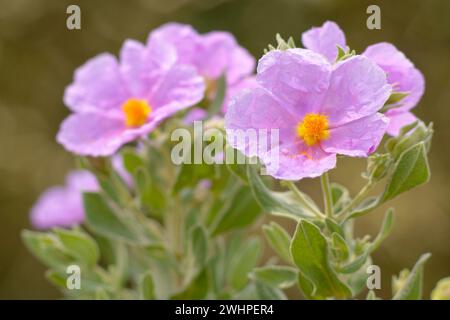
[
  {"left": 251, "top": 265, "right": 297, "bottom": 289},
  {"left": 336, "top": 251, "right": 369, "bottom": 274},
  {"left": 392, "top": 253, "right": 431, "bottom": 300},
  {"left": 247, "top": 165, "right": 313, "bottom": 221},
  {"left": 122, "top": 149, "right": 145, "bottom": 174},
  {"left": 325, "top": 218, "right": 345, "bottom": 238},
  {"left": 255, "top": 281, "right": 287, "bottom": 300},
  {"left": 83, "top": 192, "right": 139, "bottom": 243},
  {"left": 139, "top": 272, "right": 155, "bottom": 300},
  {"left": 190, "top": 225, "right": 208, "bottom": 268},
  {"left": 290, "top": 220, "right": 352, "bottom": 299},
  {"left": 262, "top": 222, "right": 292, "bottom": 264},
  {"left": 382, "top": 142, "right": 430, "bottom": 202},
  {"left": 54, "top": 228, "right": 99, "bottom": 267},
  {"left": 172, "top": 269, "right": 209, "bottom": 299},
  {"left": 22, "top": 230, "right": 74, "bottom": 269},
  {"left": 331, "top": 233, "right": 350, "bottom": 262},
  {"left": 331, "top": 183, "right": 350, "bottom": 212},
  {"left": 211, "top": 186, "right": 262, "bottom": 235},
  {"left": 431, "top": 277, "right": 450, "bottom": 300},
  {"left": 225, "top": 146, "right": 249, "bottom": 184},
  {"left": 134, "top": 167, "right": 165, "bottom": 215},
  {"left": 297, "top": 272, "right": 322, "bottom": 300},
  {"left": 370, "top": 208, "right": 395, "bottom": 251},
  {"left": 228, "top": 238, "right": 261, "bottom": 291},
  {"left": 385, "top": 91, "right": 409, "bottom": 106},
  {"left": 45, "top": 269, "right": 68, "bottom": 289}
]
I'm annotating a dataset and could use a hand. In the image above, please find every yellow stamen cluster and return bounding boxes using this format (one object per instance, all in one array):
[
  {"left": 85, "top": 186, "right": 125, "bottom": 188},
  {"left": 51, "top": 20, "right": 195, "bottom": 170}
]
[
  {"left": 296, "top": 113, "right": 330, "bottom": 146},
  {"left": 122, "top": 98, "right": 152, "bottom": 128}
]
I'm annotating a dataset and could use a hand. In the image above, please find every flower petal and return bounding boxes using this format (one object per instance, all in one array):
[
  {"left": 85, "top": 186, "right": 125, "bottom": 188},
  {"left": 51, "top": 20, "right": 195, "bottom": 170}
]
[
  {"left": 322, "top": 113, "right": 389, "bottom": 157},
  {"left": 64, "top": 53, "right": 128, "bottom": 114},
  {"left": 261, "top": 143, "right": 336, "bottom": 180},
  {"left": 225, "top": 87, "right": 298, "bottom": 158},
  {"left": 322, "top": 55, "right": 391, "bottom": 126},
  {"left": 223, "top": 75, "right": 257, "bottom": 113},
  {"left": 119, "top": 38, "right": 176, "bottom": 98},
  {"left": 256, "top": 49, "right": 331, "bottom": 118},
  {"left": 30, "top": 170, "right": 97, "bottom": 229},
  {"left": 149, "top": 64, "right": 205, "bottom": 115},
  {"left": 363, "top": 42, "right": 425, "bottom": 112},
  {"left": 57, "top": 113, "right": 131, "bottom": 156},
  {"left": 301, "top": 21, "right": 347, "bottom": 63},
  {"left": 149, "top": 23, "right": 199, "bottom": 66},
  {"left": 227, "top": 46, "right": 256, "bottom": 84},
  {"left": 385, "top": 110, "right": 417, "bottom": 136}
]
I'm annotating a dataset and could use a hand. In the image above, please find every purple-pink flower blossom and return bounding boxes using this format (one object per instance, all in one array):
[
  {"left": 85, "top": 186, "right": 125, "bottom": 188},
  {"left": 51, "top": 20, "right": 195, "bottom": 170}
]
[
  {"left": 226, "top": 49, "right": 391, "bottom": 180},
  {"left": 151, "top": 23, "right": 257, "bottom": 113},
  {"left": 302, "top": 21, "right": 425, "bottom": 136},
  {"left": 57, "top": 35, "right": 205, "bottom": 156},
  {"left": 30, "top": 170, "right": 98, "bottom": 229}
]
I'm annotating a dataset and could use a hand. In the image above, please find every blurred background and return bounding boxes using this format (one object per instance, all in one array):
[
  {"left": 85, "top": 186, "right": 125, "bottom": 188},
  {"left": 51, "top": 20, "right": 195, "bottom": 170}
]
[{"left": 0, "top": 0, "right": 449, "bottom": 299}]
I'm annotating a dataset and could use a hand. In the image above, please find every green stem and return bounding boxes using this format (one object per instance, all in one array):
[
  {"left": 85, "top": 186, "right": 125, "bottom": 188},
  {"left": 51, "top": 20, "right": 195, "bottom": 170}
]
[
  {"left": 336, "top": 182, "right": 375, "bottom": 220},
  {"left": 321, "top": 172, "right": 333, "bottom": 218},
  {"left": 285, "top": 181, "right": 324, "bottom": 219}
]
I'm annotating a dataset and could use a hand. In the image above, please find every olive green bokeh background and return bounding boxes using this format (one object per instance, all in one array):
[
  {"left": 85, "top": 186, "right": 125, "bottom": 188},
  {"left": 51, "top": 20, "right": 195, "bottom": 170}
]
[{"left": 0, "top": 0, "right": 449, "bottom": 299}]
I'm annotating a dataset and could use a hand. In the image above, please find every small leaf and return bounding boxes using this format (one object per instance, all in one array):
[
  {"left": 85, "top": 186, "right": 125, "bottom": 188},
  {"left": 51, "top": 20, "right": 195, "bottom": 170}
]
[
  {"left": 382, "top": 142, "right": 430, "bottom": 202},
  {"left": 255, "top": 281, "right": 287, "bottom": 300},
  {"left": 325, "top": 218, "right": 345, "bottom": 238},
  {"left": 122, "top": 148, "right": 145, "bottom": 173},
  {"left": 247, "top": 165, "right": 313, "bottom": 220},
  {"left": 290, "top": 220, "right": 351, "bottom": 298},
  {"left": 251, "top": 265, "right": 297, "bottom": 289},
  {"left": 83, "top": 192, "right": 139, "bottom": 243},
  {"left": 336, "top": 251, "right": 369, "bottom": 274},
  {"left": 385, "top": 91, "right": 409, "bottom": 106},
  {"left": 211, "top": 186, "right": 262, "bottom": 235},
  {"left": 370, "top": 208, "right": 395, "bottom": 251},
  {"left": 54, "top": 228, "right": 99, "bottom": 267},
  {"left": 262, "top": 222, "right": 292, "bottom": 264},
  {"left": 331, "top": 233, "right": 350, "bottom": 262},
  {"left": 22, "top": 230, "right": 74, "bottom": 269},
  {"left": 366, "top": 290, "right": 379, "bottom": 300},
  {"left": 392, "top": 253, "right": 431, "bottom": 300},
  {"left": 139, "top": 272, "right": 155, "bottom": 300},
  {"left": 431, "top": 277, "right": 450, "bottom": 300},
  {"left": 190, "top": 225, "right": 208, "bottom": 268},
  {"left": 228, "top": 238, "right": 261, "bottom": 290}
]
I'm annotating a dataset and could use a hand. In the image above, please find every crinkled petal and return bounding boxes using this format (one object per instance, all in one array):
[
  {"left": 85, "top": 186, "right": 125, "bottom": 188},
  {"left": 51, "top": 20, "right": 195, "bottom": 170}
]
[
  {"left": 385, "top": 110, "right": 417, "bottom": 136},
  {"left": 222, "top": 75, "right": 257, "bottom": 113},
  {"left": 119, "top": 38, "right": 176, "bottom": 98},
  {"left": 363, "top": 42, "right": 425, "bottom": 112},
  {"left": 301, "top": 21, "right": 347, "bottom": 63},
  {"left": 57, "top": 113, "right": 130, "bottom": 156},
  {"left": 149, "top": 23, "right": 200, "bottom": 67},
  {"left": 31, "top": 187, "right": 84, "bottom": 229},
  {"left": 227, "top": 46, "right": 256, "bottom": 84},
  {"left": 261, "top": 143, "right": 336, "bottom": 180},
  {"left": 64, "top": 53, "right": 128, "bottom": 114},
  {"left": 322, "top": 113, "right": 389, "bottom": 157},
  {"left": 30, "top": 170, "right": 97, "bottom": 229},
  {"left": 65, "top": 170, "right": 98, "bottom": 191},
  {"left": 256, "top": 49, "right": 331, "bottom": 118},
  {"left": 149, "top": 64, "right": 205, "bottom": 114},
  {"left": 322, "top": 55, "right": 391, "bottom": 126},
  {"left": 225, "top": 87, "right": 298, "bottom": 158},
  {"left": 183, "top": 108, "right": 207, "bottom": 124}
]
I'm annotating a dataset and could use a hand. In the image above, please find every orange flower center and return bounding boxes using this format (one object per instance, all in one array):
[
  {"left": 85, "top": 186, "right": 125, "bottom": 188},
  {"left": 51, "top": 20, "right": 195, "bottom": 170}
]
[
  {"left": 122, "top": 98, "right": 152, "bottom": 127},
  {"left": 296, "top": 113, "right": 330, "bottom": 146}
]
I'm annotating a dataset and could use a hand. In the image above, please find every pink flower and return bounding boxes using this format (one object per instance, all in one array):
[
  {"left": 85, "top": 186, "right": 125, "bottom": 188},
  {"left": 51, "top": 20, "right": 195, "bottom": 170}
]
[
  {"left": 302, "top": 21, "right": 425, "bottom": 136},
  {"left": 57, "top": 35, "right": 205, "bottom": 156},
  {"left": 225, "top": 49, "right": 391, "bottom": 180},
  {"left": 151, "top": 23, "right": 256, "bottom": 113},
  {"left": 30, "top": 171, "right": 98, "bottom": 229}
]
